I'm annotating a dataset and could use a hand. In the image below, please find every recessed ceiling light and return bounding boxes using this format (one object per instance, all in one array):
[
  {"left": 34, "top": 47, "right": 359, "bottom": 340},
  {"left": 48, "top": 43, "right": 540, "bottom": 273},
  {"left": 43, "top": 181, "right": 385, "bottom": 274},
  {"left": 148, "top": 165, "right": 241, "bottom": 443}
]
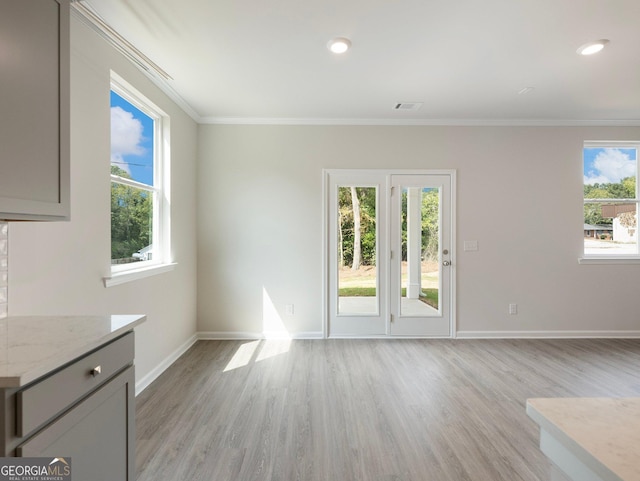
[
  {"left": 577, "top": 39, "right": 609, "bottom": 55},
  {"left": 328, "top": 37, "right": 351, "bottom": 54}
]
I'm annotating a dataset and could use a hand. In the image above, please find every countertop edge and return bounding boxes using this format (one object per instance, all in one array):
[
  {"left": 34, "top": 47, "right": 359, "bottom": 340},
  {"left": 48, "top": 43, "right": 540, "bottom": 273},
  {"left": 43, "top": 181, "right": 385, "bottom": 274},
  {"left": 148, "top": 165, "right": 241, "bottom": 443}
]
[
  {"left": 526, "top": 398, "right": 625, "bottom": 481},
  {"left": 0, "top": 315, "right": 147, "bottom": 388}
]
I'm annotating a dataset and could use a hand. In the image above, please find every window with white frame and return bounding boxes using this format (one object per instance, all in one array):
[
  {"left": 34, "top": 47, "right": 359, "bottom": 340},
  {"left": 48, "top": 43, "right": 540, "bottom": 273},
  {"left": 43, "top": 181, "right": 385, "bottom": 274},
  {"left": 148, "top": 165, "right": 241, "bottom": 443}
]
[
  {"left": 109, "top": 74, "right": 169, "bottom": 276},
  {"left": 583, "top": 142, "right": 639, "bottom": 259}
]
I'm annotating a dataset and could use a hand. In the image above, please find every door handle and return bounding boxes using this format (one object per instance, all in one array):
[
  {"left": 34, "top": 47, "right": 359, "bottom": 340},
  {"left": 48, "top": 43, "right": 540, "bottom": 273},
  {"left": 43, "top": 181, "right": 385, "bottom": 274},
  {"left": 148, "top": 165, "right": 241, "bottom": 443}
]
[{"left": 442, "top": 260, "right": 451, "bottom": 266}]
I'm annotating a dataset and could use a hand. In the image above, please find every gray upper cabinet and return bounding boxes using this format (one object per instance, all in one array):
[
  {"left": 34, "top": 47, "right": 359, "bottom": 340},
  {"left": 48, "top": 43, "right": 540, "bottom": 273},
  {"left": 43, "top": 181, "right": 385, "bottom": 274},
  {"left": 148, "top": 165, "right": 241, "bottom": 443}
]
[{"left": 0, "top": 0, "right": 70, "bottom": 221}]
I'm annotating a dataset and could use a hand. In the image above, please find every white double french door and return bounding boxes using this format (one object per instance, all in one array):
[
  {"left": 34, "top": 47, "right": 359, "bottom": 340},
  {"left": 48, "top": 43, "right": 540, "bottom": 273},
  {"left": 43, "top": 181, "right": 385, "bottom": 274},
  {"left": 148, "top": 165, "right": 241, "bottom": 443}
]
[{"left": 325, "top": 170, "right": 455, "bottom": 337}]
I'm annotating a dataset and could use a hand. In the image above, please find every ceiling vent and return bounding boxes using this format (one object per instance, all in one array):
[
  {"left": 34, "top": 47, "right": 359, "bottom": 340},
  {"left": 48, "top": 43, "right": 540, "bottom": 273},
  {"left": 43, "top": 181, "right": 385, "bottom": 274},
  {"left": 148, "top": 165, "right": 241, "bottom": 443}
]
[{"left": 394, "top": 102, "right": 423, "bottom": 111}]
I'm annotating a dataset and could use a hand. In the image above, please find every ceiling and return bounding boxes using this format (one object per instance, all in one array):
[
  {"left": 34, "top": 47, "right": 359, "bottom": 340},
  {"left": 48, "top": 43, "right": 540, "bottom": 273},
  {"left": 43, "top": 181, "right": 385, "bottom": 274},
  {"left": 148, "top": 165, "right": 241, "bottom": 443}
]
[{"left": 81, "top": 0, "right": 640, "bottom": 125}]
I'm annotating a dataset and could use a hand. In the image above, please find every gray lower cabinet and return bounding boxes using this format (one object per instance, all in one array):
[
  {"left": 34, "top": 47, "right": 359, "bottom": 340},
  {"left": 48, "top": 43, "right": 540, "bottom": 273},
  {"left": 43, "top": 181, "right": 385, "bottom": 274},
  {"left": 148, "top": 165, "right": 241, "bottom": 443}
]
[
  {"left": 18, "top": 367, "right": 134, "bottom": 481},
  {"left": 0, "top": 332, "right": 135, "bottom": 481}
]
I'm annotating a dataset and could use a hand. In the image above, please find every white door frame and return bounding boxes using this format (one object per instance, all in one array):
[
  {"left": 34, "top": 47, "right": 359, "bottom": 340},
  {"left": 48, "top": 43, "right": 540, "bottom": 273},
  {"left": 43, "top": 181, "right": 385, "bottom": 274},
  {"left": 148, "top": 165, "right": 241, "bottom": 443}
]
[
  {"left": 389, "top": 174, "right": 452, "bottom": 336},
  {"left": 322, "top": 169, "right": 457, "bottom": 338},
  {"left": 326, "top": 172, "right": 389, "bottom": 336}
]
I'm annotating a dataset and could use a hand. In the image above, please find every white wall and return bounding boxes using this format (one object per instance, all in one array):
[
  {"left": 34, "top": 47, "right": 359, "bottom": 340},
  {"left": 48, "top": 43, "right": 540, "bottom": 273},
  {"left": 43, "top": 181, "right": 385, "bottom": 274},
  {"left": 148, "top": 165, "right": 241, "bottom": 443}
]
[
  {"left": 197, "top": 124, "right": 640, "bottom": 337},
  {"left": 8, "top": 16, "right": 198, "bottom": 385}
]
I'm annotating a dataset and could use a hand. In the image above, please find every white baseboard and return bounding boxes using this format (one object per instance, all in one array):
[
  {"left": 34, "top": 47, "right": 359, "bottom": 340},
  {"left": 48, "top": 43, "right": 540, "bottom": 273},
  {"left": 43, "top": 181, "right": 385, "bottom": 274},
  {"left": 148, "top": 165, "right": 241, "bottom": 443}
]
[
  {"left": 199, "top": 330, "right": 640, "bottom": 340},
  {"left": 197, "top": 331, "right": 324, "bottom": 340},
  {"left": 197, "top": 331, "right": 263, "bottom": 340},
  {"left": 455, "top": 330, "right": 640, "bottom": 339},
  {"left": 135, "top": 334, "right": 198, "bottom": 396}
]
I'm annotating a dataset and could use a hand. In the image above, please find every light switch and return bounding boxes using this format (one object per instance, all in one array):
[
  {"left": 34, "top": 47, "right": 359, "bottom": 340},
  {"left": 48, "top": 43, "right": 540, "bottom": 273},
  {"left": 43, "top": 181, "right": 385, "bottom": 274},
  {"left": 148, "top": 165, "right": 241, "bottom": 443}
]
[{"left": 464, "top": 240, "right": 478, "bottom": 251}]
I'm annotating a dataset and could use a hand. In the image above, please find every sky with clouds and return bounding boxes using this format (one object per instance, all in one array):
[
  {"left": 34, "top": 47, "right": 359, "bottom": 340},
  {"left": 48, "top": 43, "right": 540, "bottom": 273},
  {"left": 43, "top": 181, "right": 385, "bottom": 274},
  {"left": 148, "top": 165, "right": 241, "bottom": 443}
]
[
  {"left": 584, "top": 148, "right": 636, "bottom": 185},
  {"left": 110, "top": 91, "right": 154, "bottom": 185}
]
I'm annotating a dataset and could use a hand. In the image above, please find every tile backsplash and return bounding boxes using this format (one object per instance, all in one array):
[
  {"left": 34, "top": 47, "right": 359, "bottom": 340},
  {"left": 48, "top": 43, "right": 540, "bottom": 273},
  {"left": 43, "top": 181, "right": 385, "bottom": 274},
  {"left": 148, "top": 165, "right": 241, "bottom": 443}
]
[{"left": 0, "top": 222, "right": 6, "bottom": 319}]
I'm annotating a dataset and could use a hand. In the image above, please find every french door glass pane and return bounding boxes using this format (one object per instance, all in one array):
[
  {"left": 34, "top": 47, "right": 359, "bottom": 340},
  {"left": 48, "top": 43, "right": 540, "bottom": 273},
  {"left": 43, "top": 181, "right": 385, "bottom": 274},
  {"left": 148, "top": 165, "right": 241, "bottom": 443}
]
[
  {"left": 400, "top": 187, "right": 440, "bottom": 316},
  {"left": 337, "top": 186, "right": 377, "bottom": 315}
]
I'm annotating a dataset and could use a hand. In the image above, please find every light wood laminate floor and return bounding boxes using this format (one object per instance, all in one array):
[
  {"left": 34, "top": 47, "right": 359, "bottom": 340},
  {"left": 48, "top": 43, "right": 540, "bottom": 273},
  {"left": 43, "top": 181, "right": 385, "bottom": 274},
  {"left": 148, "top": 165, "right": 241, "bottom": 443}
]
[{"left": 135, "top": 339, "right": 640, "bottom": 481}]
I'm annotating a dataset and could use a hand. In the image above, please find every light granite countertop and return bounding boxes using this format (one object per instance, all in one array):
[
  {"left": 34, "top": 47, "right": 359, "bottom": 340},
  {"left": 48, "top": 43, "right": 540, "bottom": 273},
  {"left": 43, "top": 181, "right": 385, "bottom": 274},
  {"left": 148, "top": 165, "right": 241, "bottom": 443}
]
[
  {"left": 527, "top": 397, "right": 640, "bottom": 481},
  {"left": 0, "top": 315, "right": 146, "bottom": 388}
]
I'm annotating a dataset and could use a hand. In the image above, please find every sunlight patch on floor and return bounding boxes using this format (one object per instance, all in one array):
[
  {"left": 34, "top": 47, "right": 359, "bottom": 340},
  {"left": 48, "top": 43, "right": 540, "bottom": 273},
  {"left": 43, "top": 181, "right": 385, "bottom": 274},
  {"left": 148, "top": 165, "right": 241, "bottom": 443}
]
[
  {"left": 223, "top": 288, "right": 293, "bottom": 372},
  {"left": 223, "top": 339, "right": 292, "bottom": 372},
  {"left": 256, "top": 339, "right": 291, "bottom": 362},
  {"left": 223, "top": 340, "right": 260, "bottom": 372}
]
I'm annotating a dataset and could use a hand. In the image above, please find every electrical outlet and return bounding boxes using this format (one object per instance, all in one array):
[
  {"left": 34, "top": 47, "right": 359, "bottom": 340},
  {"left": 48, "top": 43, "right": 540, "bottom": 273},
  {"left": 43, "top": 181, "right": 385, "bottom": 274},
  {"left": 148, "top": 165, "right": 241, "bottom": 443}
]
[
  {"left": 464, "top": 240, "right": 478, "bottom": 251},
  {"left": 285, "top": 304, "right": 294, "bottom": 316},
  {"left": 509, "top": 303, "right": 518, "bottom": 315}
]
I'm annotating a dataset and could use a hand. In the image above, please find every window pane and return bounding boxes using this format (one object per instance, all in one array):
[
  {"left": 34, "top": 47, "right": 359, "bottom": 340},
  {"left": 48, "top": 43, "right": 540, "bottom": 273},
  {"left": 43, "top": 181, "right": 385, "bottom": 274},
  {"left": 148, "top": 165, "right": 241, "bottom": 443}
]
[
  {"left": 400, "top": 187, "right": 440, "bottom": 316},
  {"left": 110, "top": 91, "right": 154, "bottom": 186},
  {"left": 584, "top": 146, "right": 638, "bottom": 256},
  {"left": 111, "top": 182, "right": 153, "bottom": 265},
  {"left": 584, "top": 147, "right": 636, "bottom": 199},
  {"left": 584, "top": 203, "right": 638, "bottom": 256},
  {"left": 337, "top": 186, "right": 377, "bottom": 315}
]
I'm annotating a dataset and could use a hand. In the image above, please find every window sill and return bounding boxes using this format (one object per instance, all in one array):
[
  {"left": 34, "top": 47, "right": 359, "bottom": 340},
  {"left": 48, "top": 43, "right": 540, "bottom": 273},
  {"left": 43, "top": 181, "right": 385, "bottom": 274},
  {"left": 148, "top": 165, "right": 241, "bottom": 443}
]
[
  {"left": 578, "top": 257, "right": 640, "bottom": 265},
  {"left": 103, "top": 262, "right": 177, "bottom": 287}
]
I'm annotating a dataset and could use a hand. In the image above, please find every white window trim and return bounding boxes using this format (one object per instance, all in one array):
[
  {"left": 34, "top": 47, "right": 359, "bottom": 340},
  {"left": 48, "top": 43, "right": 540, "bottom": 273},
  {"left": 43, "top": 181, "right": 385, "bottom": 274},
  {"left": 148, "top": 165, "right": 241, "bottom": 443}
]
[
  {"left": 105, "top": 71, "right": 173, "bottom": 286},
  {"left": 581, "top": 141, "right": 640, "bottom": 263},
  {"left": 578, "top": 257, "right": 640, "bottom": 265},
  {"left": 104, "top": 262, "right": 177, "bottom": 287}
]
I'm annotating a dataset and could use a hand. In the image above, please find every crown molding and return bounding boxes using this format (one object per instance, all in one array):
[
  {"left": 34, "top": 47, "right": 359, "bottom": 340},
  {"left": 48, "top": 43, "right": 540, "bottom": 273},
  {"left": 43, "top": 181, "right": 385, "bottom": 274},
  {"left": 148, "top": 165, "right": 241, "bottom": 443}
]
[
  {"left": 71, "top": 1, "right": 203, "bottom": 123},
  {"left": 200, "top": 117, "right": 640, "bottom": 127}
]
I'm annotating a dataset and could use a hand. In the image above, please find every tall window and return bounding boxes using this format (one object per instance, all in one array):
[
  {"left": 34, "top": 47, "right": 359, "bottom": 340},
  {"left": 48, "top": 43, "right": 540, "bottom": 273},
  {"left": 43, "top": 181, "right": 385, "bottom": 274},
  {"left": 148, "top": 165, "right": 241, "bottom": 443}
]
[
  {"left": 110, "top": 74, "right": 168, "bottom": 273},
  {"left": 583, "top": 142, "right": 638, "bottom": 258}
]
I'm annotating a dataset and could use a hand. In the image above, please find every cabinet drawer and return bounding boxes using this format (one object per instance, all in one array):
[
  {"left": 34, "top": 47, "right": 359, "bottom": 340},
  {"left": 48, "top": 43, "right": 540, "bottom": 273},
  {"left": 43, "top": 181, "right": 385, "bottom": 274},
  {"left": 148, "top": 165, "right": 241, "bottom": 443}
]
[
  {"left": 17, "top": 366, "right": 135, "bottom": 481},
  {"left": 16, "top": 332, "right": 134, "bottom": 437}
]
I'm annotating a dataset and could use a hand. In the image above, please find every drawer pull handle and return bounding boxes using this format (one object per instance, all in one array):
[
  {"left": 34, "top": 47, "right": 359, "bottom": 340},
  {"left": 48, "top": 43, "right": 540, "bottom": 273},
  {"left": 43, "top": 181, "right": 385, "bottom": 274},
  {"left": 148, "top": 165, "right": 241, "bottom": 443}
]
[{"left": 91, "top": 365, "right": 102, "bottom": 377}]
